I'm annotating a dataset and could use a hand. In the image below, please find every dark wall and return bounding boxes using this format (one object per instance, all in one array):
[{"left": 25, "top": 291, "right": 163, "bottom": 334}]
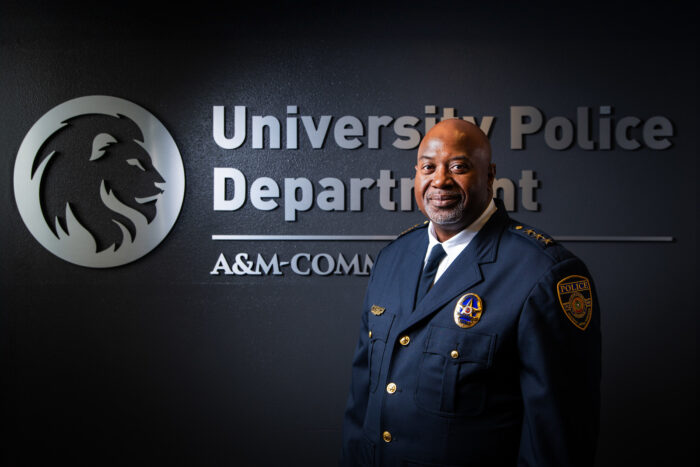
[{"left": 1, "top": 3, "right": 696, "bottom": 466}]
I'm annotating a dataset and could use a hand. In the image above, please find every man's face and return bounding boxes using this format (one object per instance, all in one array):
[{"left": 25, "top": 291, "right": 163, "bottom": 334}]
[{"left": 414, "top": 121, "right": 495, "bottom": 239}]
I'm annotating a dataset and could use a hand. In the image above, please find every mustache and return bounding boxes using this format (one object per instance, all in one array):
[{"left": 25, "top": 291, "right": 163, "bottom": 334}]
[{"left": 425, "top": 190, "right": 462, "bottom": 200}]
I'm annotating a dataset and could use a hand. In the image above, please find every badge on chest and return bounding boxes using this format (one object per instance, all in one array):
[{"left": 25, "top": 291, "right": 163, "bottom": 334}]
[{"left": 453, "top": 293, "right": 484, "bottom": 328}]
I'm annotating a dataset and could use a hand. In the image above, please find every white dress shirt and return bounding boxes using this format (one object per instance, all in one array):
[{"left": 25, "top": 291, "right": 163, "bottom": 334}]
[{"left": 424, "top": 199, "right": 497, "bottom": 284}]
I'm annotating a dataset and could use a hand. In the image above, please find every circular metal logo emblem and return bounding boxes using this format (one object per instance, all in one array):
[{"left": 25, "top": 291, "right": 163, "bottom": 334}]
[{"left": 14, "top": 96, "right": 185, "bottom": 268}]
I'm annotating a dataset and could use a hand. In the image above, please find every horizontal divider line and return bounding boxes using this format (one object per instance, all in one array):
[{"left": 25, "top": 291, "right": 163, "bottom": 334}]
[
  {"left": 212, "top": 235, "right": 396, "bottom": 241},
  {"left": 554, "top": 236, "right": 675, "bottom": 242},
  {"left": 212, "top": 235, "right": 675, "bottom": 242}
]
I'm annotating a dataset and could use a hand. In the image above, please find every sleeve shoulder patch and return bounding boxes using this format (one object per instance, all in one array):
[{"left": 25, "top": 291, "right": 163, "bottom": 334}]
[{"left": 556, "top": 275, "right": 593, "bottom": 331}]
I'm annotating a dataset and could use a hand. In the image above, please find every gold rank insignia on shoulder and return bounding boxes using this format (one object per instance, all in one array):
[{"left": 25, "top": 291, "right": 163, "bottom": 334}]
[
  {"left": 556, "top": 275, "right": 593, "bottom": 331},
  {"left": 370, "top": 305, "right": 385, "bottom": 316},
  {"left": 513, "top": 225, "right": 555, "bottom": 246},
  {"left": 398, "top": 220, "right": 429, "bottom": 237},
  {"left": 453, "top": 293, "right": 484, "bottom": 328}
]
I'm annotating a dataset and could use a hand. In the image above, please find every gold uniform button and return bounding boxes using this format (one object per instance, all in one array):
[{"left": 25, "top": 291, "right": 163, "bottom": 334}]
[
  {"left": 450, "top": 350, "right": 459, "bottom": 359},
  {"left": 515, "top": 225, "right": 523, "bottom": 230},
  {"left": 386, "top": 382, "right": 397, "bottom": 394},
  {"left": 382, "top": 431, "right": 392, "bottom": 443},
  {"left": 399, "top": 335, "right": 410, "bottom": 346},
  {"left": 368, "top": 330, "right": 372, "bottom": 338}
]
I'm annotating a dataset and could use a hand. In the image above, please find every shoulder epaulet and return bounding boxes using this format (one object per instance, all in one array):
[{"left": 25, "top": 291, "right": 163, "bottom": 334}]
[
  {"left": 510, "top": 223, "right": 555, "bottom": 247},
  {"left": 397, "top": 220, "right": 429, "bottom": 239}
]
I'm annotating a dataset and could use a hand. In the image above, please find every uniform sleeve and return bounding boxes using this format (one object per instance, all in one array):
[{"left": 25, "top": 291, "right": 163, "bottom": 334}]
[
  {"left": 339, "top": 250, "right": 382, "bottom": 466},
  {"left": 517, "top": 258, "right": 602, "bottom": 467}
]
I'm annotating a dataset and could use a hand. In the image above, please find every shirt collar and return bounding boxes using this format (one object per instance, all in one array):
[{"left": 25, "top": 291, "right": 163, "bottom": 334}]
[{"left": 426, "top": 198, "right": 497, "bottom": 260}]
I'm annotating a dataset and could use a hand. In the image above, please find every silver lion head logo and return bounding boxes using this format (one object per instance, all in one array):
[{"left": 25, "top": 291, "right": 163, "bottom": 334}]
[{"left": 14, "top": 96, "right": 185, "bottom": 268}]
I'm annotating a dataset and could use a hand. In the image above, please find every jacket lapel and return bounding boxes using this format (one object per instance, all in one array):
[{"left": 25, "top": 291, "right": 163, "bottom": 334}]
[
  {"left": 399, "top": 206, "right": 509, "bottom": 331},
  {"left": 395, "top": 229, "right": 429, "bottom": 314}
]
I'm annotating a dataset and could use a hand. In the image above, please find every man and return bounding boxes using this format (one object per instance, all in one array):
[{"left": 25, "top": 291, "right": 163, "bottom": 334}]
[{"left": 341, "top": 119, "right": 601, "bottom": 466}]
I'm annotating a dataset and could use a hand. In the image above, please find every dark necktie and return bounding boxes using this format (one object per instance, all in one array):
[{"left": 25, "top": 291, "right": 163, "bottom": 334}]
[{"left": 415, "top": 244, "right": 446, "bottom": 307}]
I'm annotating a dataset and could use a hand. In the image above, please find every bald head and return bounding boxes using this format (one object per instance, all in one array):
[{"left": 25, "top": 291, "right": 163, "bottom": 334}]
[
  {"left": 418, "top": 119, "right": 492, "bottom": 165},
  {"left": 414, "top": 118, "right": 496, "bottom": 242}
]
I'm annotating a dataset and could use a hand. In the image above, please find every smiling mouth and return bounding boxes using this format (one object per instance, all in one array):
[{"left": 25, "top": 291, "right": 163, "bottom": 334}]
[{"left": 427, "top": 192, "right": 461, "bottom": 207}]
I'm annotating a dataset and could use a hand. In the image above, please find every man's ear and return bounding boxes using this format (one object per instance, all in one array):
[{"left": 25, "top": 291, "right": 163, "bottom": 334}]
[{"left": 487, "top": 163, "right": 496, "bottom": 196}]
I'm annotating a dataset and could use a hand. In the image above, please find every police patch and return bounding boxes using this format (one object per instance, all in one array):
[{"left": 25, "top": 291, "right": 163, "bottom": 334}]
[
  {"left": 556, "top": 275, "right": 593, "bottom": 331},
  {"left": 453, "top": 293, "right": 483, "bottom": 329}
]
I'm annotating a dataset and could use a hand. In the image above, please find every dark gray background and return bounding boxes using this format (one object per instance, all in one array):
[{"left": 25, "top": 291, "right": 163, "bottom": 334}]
[{"left": 1, "top": 2, "right": 696, "bottom": 466}]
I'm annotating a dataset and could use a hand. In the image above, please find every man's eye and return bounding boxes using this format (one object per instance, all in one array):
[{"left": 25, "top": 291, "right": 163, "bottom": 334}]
[
  {"left": 421, "top": 164, "right": 434, "bottom": 171},
  {"left": 451, "top": 164, "right": 468, "bottom": 172}
]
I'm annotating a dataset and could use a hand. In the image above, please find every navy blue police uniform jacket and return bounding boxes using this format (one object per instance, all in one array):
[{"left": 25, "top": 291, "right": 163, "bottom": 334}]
[{"left": 341, "top": 200, "right": 601, "bottom": 467}]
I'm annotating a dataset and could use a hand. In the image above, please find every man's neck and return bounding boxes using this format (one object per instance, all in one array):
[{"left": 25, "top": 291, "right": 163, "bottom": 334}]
[{"left": 430, "top": 199, "right": 497, "bottom": 243}]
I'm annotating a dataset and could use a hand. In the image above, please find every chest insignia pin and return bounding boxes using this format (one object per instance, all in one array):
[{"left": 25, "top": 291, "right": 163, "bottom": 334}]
[{"left": 454, "top": 293, "right": 483, "bottom": 329}]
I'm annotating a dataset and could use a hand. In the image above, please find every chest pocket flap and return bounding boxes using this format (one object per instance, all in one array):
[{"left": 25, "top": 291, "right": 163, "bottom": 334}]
[
  {"left": 425, "top": 326, "right": 495, "bottom": 366},
  {"left": 368, "top": 310, "right": 394, "bottom": 342}
]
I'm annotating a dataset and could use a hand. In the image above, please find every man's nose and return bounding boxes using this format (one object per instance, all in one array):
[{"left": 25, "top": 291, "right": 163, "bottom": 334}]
[{"left": 431, "top": 165, "right": 452, "bottom": 187}]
